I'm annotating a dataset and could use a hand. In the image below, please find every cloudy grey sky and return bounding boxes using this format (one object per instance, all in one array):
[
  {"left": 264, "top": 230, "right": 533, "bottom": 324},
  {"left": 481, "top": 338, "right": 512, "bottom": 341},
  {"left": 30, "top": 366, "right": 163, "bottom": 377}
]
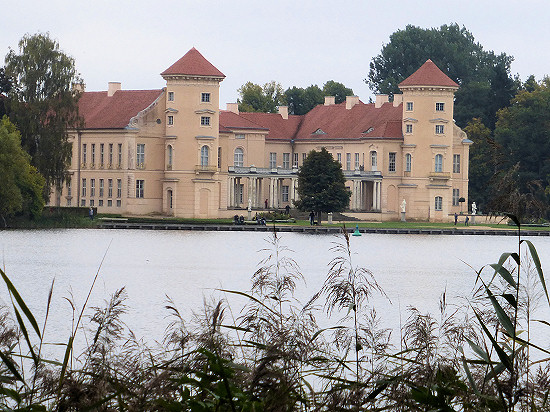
[{"left": 2, "top": 0, "right": 548, "bottom": 107}]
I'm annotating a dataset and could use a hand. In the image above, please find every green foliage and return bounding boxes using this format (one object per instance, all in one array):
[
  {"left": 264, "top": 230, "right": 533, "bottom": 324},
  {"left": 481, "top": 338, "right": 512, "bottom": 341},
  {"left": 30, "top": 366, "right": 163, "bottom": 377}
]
[
  {"left": 4, "top": 32, "right": 82, "bottom": 196},
  {"left": 493, "top": 78, "right": 550, "bottom": 219},
  {"left": 284, "top": 81, "right": 354, "bottom": 115},
  {"left": 238, "top": 81, "right": 285, "bottom": 113},
  {"left": 367, "top": 23, "right": 517, "bottom": 128},
  {"left": 322, "top": 80, "right": 353, "bottom": 104},
  {"left": 0, "top": 116, "right": 45, "bottom": 224},
  {"left": 295, "top": 148, "right": 351, "bottom": 218}
]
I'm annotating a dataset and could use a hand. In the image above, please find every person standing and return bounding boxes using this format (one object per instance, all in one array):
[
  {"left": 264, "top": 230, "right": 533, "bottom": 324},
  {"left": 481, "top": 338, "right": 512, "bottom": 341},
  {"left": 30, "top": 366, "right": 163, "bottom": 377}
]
[
  {"left": 89, "top": 207, "right": 94, "bottom": 220},
  {"left": 454, "top": 212, "right": 458, "bottom": 225},
  {"left": 309, "top": 211, "right": 315, "bottom": 225}
]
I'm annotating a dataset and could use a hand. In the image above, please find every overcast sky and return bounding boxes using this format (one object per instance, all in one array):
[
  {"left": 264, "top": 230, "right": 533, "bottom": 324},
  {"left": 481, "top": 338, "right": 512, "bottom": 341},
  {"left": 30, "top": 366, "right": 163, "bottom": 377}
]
[{"left": 2, "top": 0, "right": 548, "bottom": 107}]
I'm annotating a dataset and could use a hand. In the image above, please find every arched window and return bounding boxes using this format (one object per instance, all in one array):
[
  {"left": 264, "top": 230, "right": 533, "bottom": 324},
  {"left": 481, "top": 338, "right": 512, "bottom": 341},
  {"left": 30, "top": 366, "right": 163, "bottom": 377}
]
[
  {"left": 200, "top": 145, "right": 209, "bottom": 166},
  {"left": 435, "top": 196, "right": 443, "bottom": 211},
  {"left": 370, "top": 151, "right": 377, "bottom": 170},
  {"left": 234, "top": 147, "right": 244, "bottom": 167},
  {"left": 167, "top": 145, "right": 173, "bottom": 168},
  {"left": 435, "top": 154, "right": 443, "bottom": 172},
  {"left": 405, "top": 153, "right": 412, "bottom": 172}
]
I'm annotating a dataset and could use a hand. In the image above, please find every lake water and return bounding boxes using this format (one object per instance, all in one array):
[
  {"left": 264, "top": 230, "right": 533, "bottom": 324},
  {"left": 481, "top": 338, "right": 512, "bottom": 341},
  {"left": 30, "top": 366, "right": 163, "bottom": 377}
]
[{"left": 1, "top": 229, "right": 549, "bottom": 358}]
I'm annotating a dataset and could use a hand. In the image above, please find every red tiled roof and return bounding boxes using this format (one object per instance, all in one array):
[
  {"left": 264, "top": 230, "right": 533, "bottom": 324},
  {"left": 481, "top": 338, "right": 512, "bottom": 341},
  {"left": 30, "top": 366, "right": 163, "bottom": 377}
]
[
  {"left": 398, "top": 59, "right": 459, "bottom": 88},
  {"left": 78, "top": 89, "right": 163, "bottom": 129},
  {"left": 219, "top": 111, "right": 269, "bottom": 132},
  {"left": 219, "top": 102, "right": 403, "bottom": 141},
  {"left": 161, "top": 48, "right": 225, "bottom": 78}
]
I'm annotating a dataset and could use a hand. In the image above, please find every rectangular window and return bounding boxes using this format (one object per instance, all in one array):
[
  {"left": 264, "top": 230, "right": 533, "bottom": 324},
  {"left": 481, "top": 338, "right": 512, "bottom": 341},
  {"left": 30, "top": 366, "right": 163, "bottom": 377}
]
[
  {"left": 168, "top": 115, "right": 174, "bottom": 125},
  {"left": 109, "top": 143, "right": 113, "bottom": 166},
  {"left": 406, "top": 124, "right": 413, "bottom": 134},
  {"left": 136, "top": 143, "right": 145, "bottom": 169},
  {"left": 82, "top": 144, "right": 87, "bottom": 164},
  {"left": 406, "top": 102, "right": 413, "bottom": 111},
  {"left": 235, "top": 133, "right": 245, "bottom": 139},
  {"left": 67, "top": 198, "right": 71, "bottom": 206},
  {"left": 346, "top": 153, "right": 351, "bottom": 170},
  {"left": 452, "top": 189, "right": 460, "bottom": 206},
  {"left": 436, "top": 102, "right": 445, "bottom": 111},
  {"left": 136, "top": 180, "right": 144, "bottom": 198},
  {"left": 67, "top": 180, "right": 71, "bottom": 197},
  {"left": 90, "top": 199, "right": 94, "bottom": 207},
  {"left": 116, "top": 200, "right": 121, "bottom": 207},
  {"left": 293, "top": 153, "right": 299, "bottom": 168},
  {"left": 389, "top": 152, "right": 396, "bottom": 172},
  {"left": 91, "top": 144, "right": 95, "bottom": 164},
  {"left": 108, "top": 179, "right": 113, "bottom": 198},
  {"left": 168, "top": 91, "right": 174, "bottom": 101},
  {"left": 371, "top": 151, "right": 377, "bottom": 168},
  {"left": 117, "top": 179, "right": 122, "bottom": 198},
  {"left": 201, "top": 92, "right": 210, "bottom": 102},
  {"left": 99, "top": 179, "right": 104, "bottom": 197},
  {"left": 118, "top": 144, "right": 122, "bottom": 167},
  {"left": 98, "top": 199, "right": 103, "bottom": 207},
  {"left": 201, "top": 116, "right": 210, "bottom": 126},
  {"left": 283, "top": 153, "right": 290, "bottom": 168},
  {"left": 435, "top": 125, "right": 445, "bottom": 134},
  {"left": 405, "top": 153, "right": 412, "bottom": 172},
  {"left": 302, "top": 153, "right": 307, "bottom": 163},
  {"left": 435, "top": 196, "right": 443, "bottom": 211},
  {"left": 435, "top": 154, "right": 443, "bottom": 172},
  {"left": 100, "top": 144, "right": 104, "bottom": 166},
  {"left": 81, "top": 199, "right": 86, "bottom": 207},
  {"left": 282, "top": 185, "right": 289, "bottom": 202},
  {"left": 354, "top": 153, "right": 360, "bottom": 170},
  {"left": 90, "top": 179, "right": 95, "bottom": 197},
  {"left": 218, "top": 147, "right": 222, "bottom": 168},
  {"left": 337, "top": 153, "right": 342, "bottom": 164},
  {"left": 269, "top": 152, "right": 277, "bottom": 169},
  {"left": 107, "top": 199, "right": 112, "bottom": 207},
  {"left": 453, "top": 154, "right": 461, "bottom": 173},
  {"left": 82, "top": 178, "right": 86, "bottom": 197}
]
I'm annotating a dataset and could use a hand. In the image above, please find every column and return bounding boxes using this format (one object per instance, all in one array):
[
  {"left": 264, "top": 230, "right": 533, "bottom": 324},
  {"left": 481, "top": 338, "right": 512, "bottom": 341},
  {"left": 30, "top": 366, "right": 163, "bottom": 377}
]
[
  {"left": 290, "top": 178, "right": 296, "bottom": 205},
  {"left": 228, "top": 177, "right": 234, "bottom": 208},
  {"left": 269, "top": 178, "right": 275, "bottom": 208}
]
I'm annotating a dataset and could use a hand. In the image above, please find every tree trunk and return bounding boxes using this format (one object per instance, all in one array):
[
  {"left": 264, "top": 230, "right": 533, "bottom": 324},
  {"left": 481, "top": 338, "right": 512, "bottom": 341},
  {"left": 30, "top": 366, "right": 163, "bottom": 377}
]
[{"left": 317, "top": 211, "right": 322, "bottom": 225}]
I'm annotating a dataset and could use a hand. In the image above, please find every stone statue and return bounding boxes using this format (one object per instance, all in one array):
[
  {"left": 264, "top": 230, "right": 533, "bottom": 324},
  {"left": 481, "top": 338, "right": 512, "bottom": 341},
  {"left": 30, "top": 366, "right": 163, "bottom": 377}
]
[
  {"left": 248, "top": 199, "right": 252, "bottom": 212},
  {"left": 401, "top": 199, "right": 407, "bottom": 213},
  {"left": 471, "top": 202, "right": 477, "bottom": 215}
]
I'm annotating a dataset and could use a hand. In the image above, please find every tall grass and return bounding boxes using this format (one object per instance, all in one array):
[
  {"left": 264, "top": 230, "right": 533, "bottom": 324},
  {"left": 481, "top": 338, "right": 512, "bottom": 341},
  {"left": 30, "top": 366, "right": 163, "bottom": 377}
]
[{"left": 0, "top": 217, "right": 549, "bottom": 410}]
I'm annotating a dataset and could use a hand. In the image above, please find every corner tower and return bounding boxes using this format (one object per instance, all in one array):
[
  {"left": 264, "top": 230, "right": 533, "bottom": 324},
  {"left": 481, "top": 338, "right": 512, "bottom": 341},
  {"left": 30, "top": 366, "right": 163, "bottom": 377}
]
[
  {"left": 160, "top": 48, "right": 225, "bottom": 218},
  {"left": 397, "top": 60, "right": 468, "bottom": 221}
]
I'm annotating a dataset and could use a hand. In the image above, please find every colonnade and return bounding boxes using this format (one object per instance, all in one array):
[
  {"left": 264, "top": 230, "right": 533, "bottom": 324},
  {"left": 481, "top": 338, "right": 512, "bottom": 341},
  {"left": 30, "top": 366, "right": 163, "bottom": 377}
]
[{"left": 349, "top": 179, "right": 382, "bottom": 211}]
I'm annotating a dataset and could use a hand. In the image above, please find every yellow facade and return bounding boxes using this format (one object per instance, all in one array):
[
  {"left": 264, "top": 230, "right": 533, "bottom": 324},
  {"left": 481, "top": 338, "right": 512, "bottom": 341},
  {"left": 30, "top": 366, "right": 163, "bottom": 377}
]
[{"left": 50, "top": 50, "right": 470, "bottom": 222}]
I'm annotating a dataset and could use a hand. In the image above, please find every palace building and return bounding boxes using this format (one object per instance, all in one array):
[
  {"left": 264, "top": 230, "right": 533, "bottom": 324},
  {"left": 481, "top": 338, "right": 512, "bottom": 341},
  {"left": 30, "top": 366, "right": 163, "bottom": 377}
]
[{"left": 51, "top": 48, "right": 471, "bottom": 221}]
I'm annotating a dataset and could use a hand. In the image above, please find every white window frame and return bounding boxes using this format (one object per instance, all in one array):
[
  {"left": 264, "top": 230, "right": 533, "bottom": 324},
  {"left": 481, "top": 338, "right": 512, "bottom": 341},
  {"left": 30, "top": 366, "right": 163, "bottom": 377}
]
[
  {"left": 436, "top": 102, "right": 445, "bottom": 111},
  {"left": 406, "top": 102, "right": 413, "bottom": 111},
  {"left": 435, "top": 154, "right": 443, "bottom": 172},
  {"left": 99, "top": 179, "right": 104, "bottom": 197},
  {"left": 117, "top": 144, "right": 122, "bottom": 167},
  {"left": 100, "top": 143, "right": 104, "bottom": 166},
  {"left": 90, "top": 179, "right": 95, "bottom": 197},
  {"left": 283, "top": 153, "right": 290, "bottom": 169},
  {"left": 435, "top": 124, "right": 445, "bottom": 134},
  {"left": 452, "top": 188, "right": 460, "bottom": 206},
  {"left": 388, "top": 152, "right": 396, "bottom": 172},
  {"left": 136, "top": 143, "right": 145, "bottom": 169},
  {"left": 168, "top": 115, "right": 174, "bottom": 126},
  {"left": 82, "top": 144, "right": 87, "bottom": 163},
  {"left": 108, "top": 179, "right": 113, "bottom": 198},
  {"left": 82, "top": 178, "right": 86, "bottom": 197},
  {"left": 201, "top": 92, "right": 210, "bottom": 103},
  {"left": 167, "top": 145, "right": 173, "bottom": 167},
  {"left": 354, "top": 153, "right": 360, "bottom": 170},
  {"left": 91, "top": 144, "right": 95, "bottom": 164},
  {"left": 435, "top": 196, "right": 443, "bottom": 211},
  {"left": 293, "top": 153, "right": 299, "bottom": 168},
  {"left": 282, "top": 185, "right": 289, "bottom": 202},
  {"left": 269, "top": 152, "right": 277, "bottom": 169},
  {"left": 201, "top": 116, "right": 211, "bottom": 126},
  {"left": 453, "top": 154, "right": 460, "bottom": 173},
  {"left": 234, "top": 147, "right": 244, "bottom": 167},
  {"left": 117, "top": 179, "right": 122, "bottom": 198},
  {"left": 235, "top": 133, "right": 245, "bottom": 139},
  {"left": 136, "top": 180, "right": 144, "bottom": 198},
  {"left": 346, "top": 153, "right": 351, "bottom": 170},
  {"left": 406, "top": 124, "right": 413, "bottom": 134},
  {"left": 201, "top": 145, "right": 209, "bottom": 166},
  {"left": 168, "top": 91, "right": 174, "bottom": 101},
  {"left": 109, "top": 143, "right": 113, "bottom": 166},
  {"left": 405, "top": 153, "right": 412, "bottom": 172}
]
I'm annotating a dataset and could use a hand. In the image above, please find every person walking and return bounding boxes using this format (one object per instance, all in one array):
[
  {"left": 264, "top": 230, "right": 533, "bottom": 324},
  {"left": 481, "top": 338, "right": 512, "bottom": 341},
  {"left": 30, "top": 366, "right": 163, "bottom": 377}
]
[{"left": 465, "top": 216, "right": 469, "bottom": 226}]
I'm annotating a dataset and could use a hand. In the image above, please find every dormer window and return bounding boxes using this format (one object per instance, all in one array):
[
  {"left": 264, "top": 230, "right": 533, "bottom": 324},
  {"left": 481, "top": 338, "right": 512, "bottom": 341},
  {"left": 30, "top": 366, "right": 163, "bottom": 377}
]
[
  {"left": 201, "top": 93, "right": 210, "bottom": 103},
  {"left": 313, "top": 128, "right": 326, "bottom": 135},
  {"left": 168, "top": 91, "right": 174, "bottom": 101}
]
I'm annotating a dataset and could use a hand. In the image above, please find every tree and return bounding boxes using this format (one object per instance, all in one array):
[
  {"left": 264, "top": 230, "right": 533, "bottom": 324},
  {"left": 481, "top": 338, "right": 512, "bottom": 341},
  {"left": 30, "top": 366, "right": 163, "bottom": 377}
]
[
  {"left": 284, "top": 85, "right": 323, "bottom": 115},
  {"left": 322, "top": 80, "right": 353, "bottom": 104},
  {"left": 295, "top": 148, "right": 351, "bottom": 223},
  {"left": 238, "top": 81, "right": 285, "bottom": 113},
  {"left": 0, "top": 116, "right": 45, "bottom": 226},
  {"left": 4, "top": 32, "right": 82, "bottom": 197},
  {"left": 492, "top": 78, "right": 550, "bottom": 219},
  {"left": 366, "top": 23, "right": 516, "bottom": 128},
  {"left": 0, "top": 67, "right": 11, "bottom": 117}
]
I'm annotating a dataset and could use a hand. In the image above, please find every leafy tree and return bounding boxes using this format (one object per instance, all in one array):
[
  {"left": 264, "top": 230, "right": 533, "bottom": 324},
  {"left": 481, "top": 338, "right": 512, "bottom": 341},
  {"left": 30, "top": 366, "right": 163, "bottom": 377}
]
[
  {"left": 0, "top": 67, "right": 10, "bottom": 117},
  {"left": 367, "top": 23, "right": 516, "bottom": 128},
  {"left": 238, "top": 81, "right": 285, "bottom": 113},
  {"left": 493, "top": 78, "right": 550, "bottom": 219},
  {"left": 295, "top": 148, "right": 351, "bottom": 223},
  {"left": 0, "top": 116, "right": 45, "bottom": 226},
  {"left": 4, "top": 32, "right": 82, "bottom": 197},
  {"left": 322, "top": 80, "right": 353, "bottom": 104},
  {"left": 284, "top": 84, "right": 323, "bottom": 115}
]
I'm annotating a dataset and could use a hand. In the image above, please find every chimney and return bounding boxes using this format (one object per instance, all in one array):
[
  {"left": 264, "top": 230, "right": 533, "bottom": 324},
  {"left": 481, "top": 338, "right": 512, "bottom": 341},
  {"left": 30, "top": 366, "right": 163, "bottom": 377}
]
[
  {"left": 324, "top": 96, "right": 335, "bottom": 106},
  {"left": 346, "top": 95, "right": 360, "bottom": 110},
  {"left": 278, "top": 106, "right": 288, "bottom": 119},
  {"left": 108, "top": 82, "right": 121, "bottom": 97},
  {"left": 226, "top": 102, "right": 239, "bottom": 114},
  {"left": 375, "top": 94, "right": 389, "bottom": 108},
  {"left": 393, "top": 94, "right": 403, "bottom": 107}
]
